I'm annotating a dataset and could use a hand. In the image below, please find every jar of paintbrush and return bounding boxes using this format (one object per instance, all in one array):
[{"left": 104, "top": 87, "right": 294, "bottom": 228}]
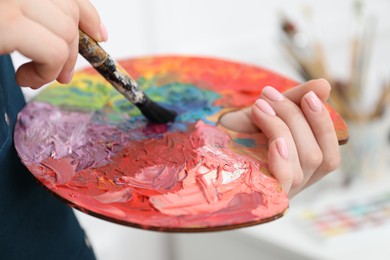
[{"left": 334, "top": 80, "right": 390, "bottom": 185}]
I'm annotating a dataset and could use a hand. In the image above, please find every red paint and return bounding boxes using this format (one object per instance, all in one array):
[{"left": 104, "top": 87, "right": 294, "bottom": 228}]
[{"left": 15, "top": 56, "right": 348, "bottom": 232}]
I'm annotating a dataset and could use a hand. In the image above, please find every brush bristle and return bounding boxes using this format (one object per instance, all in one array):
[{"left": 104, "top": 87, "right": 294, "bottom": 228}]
[{"left": 136, "top": 96, "right": 177, "bottom": 123}]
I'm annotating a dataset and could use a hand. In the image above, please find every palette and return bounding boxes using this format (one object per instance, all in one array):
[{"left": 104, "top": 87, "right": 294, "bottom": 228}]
[{"left": 14, "top": 56, "right": 348, "bottom": 232}]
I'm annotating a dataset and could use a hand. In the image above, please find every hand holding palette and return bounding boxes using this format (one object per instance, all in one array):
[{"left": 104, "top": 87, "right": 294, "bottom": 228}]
[{"left": 14, "top": 56, "right": 348, "bottom": 232}]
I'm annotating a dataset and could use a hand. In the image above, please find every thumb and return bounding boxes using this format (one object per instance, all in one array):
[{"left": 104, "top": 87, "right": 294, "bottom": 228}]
[
  {"left": 219, "top": 78, "right": 332, "bottom": 133},
  {"left": 75, "top": 0, "right": 107, "bottom": 42},
  {"left": 219, "top": 107, "right": 258, "bottom": 133},
  {"left": 282, "top": 78, "right": 331, "bottom": 104}
]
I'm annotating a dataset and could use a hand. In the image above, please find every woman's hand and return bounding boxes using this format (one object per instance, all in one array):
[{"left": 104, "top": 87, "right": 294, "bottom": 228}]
[
  {"left": 220, "top": 79, "right": 340, "bottom": 198},
  {"left": 0, "top": 0, "right": 106, "bottom": 88}
]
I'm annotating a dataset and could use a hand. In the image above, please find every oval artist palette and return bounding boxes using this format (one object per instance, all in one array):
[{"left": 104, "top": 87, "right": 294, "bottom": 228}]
[{"left": 14, "top": 56, "right": 348, "bottom": 232}]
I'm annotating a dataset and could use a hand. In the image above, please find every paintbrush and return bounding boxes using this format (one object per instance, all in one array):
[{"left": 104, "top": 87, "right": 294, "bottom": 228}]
[
  {"left": 78, "top": 30, "right": 177, "bottom": 123},
  {"left": 279, "top": 14, "right": 329, "bottom": 81}
]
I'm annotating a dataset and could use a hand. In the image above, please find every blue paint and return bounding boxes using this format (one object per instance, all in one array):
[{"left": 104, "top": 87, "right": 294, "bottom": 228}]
[{"left": 234, "top": 138, "right": 256, "bottom": 148}]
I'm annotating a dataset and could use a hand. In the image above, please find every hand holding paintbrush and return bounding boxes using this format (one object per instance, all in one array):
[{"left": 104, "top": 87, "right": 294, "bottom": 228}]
[{"left": 78, "top": 30, "right": 177, "bottom": 123}]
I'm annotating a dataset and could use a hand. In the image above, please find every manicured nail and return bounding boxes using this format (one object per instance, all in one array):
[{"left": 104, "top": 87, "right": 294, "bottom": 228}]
[
  {"left": 255, "top": 99, "right": 276, "bottom": 116},
  {"left": 305, "top": 91, "right": 323, "bottom": 112},
  {"left": 276, "top": 137, "right": 288, "bottom": 160},
  {"left": 263, "top": 86, "right": 284, "bottom": 101},
  {"left": 100, "top": 23, "right": 108, "bottom": 42}
]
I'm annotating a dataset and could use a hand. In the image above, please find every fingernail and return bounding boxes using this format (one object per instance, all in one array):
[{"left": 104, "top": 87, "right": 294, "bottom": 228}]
[
  {"left": 305, "top": 91, "right": 323, "bottom": 112},
  {"left": 263, "top": 86, "right": 284, "bottom": 101},
  {"left": 99, "top": 23, "right": 108, "bottom": 42},
  {"left": 255, "top": 99, "right": 276, "bottom": 116},
  {"left": 275, "top": 137, "right": 288, "bottom": 160}
]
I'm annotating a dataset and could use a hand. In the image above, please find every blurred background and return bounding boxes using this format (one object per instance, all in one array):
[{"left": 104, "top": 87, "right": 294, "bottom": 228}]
[{"left": 12, "top": 0, "right": 390, "bottom": 259}]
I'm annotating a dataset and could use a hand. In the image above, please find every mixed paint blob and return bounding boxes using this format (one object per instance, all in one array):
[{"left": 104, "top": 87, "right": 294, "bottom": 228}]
[{"left": 14, "top": 56, "right": 348, "bottom": 231}]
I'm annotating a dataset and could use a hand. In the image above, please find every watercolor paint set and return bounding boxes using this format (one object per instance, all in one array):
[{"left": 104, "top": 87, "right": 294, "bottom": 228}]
[{"left": 298, "top": 191, "right": 390, "bottom": 238}]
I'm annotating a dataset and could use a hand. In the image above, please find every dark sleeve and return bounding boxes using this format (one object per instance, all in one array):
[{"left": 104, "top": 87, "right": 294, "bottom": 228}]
[{"left": 0, "top": 55, "right": 96, "bottom": 260}]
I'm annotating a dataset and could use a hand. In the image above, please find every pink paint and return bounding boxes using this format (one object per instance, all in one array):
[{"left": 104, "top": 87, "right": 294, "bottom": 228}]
[
  {"left": 51, "top": 121, "right": 288, "bottom": 230},
  {"left": 150, "top": 122, "right": 284, "bottom": 217},
  {"left": 15, "top": 56, "right": 347, "bottom": 231},
  {"left": 41, "top": 157, "right": 77, "bottom": 185}
]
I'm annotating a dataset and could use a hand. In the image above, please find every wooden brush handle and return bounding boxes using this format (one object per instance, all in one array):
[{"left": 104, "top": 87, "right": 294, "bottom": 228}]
[
  {"left": 78, "top": 30, "right": 109, "bottom": 66},
  {"left": 78, "top": 30, "right": 146, "bottom": 105},
  {"left": 78, "top": 30, "right": 177, "bottom": 123}
]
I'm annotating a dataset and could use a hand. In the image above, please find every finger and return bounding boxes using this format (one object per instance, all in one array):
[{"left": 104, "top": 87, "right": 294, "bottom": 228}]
[
  {"left": 20, "top": 0, "right": 78, "bottom": 45},
  {"left": 13, "top": 18, "right": 69, "bottom": 88},
  {"left": 301, "top": 91, "right": 340, "bottom": 188},
  {"left": 39, "top": 0, "right": 80, "bottom": 84},
  {"left": 268, "top": 137, "right": 294, "bottom": 194},
  {"left": 56, "top": 30, "right": 78, "bottom": 83},
  {"left": 283, "top": 78, "right": 331, "bottom": 104},
  {"left": 56, "top": 0, "right": 105, "bottom": 82},
  {"left": 50, "top": 0, "right": 79, "bottom": 22},
  {"left": 219, "top": 107, "right": 258, "bottom": 133},
  {"left": 219, "top": 79, "right": 332, "bottom": 133},
  {"left": 261, "top": 86, "right": 323, "bottom": 177},
  {"left": 75, "top": 0, "right": 107, "bottom": 42},
  {"left": 251, "top": 99, "right": 303, "bottom": 193}
]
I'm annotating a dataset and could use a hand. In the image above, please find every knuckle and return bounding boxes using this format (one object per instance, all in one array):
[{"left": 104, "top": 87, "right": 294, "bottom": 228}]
[
  {"left": 322, "top": 154, "right": 341, "bottom": 172},
  {"left": 311, "top": 151, "right": 324, "bottom": 168},
  {"left": 281, "top": 102, "right": 304, "bottom": 121},
  {"left": 62, "top": 20, "right": 78, "bottom": 43},
  {"left": 34, "top": 68, "right": 57, "bottom": 84},
  {"left": 35, "top": 45, "right": 69, "bottom": 84},
  {"left": 278, "top": 175, "right": 293, "bottom": 186},
  {"left": 291, "top": 171, "right": 304, "bottom": 189},
  {"left": 50, "top": 42, "right": 69, "bottom": 64},
  {"left": 272, "top": 170, "right": 293, "bottom": 192},
  {"left": 68, "top": 0, "right": 80, "bottom": 21},
  {"left": 301, "top": 149, "right": 323, "bottom": 170}
]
